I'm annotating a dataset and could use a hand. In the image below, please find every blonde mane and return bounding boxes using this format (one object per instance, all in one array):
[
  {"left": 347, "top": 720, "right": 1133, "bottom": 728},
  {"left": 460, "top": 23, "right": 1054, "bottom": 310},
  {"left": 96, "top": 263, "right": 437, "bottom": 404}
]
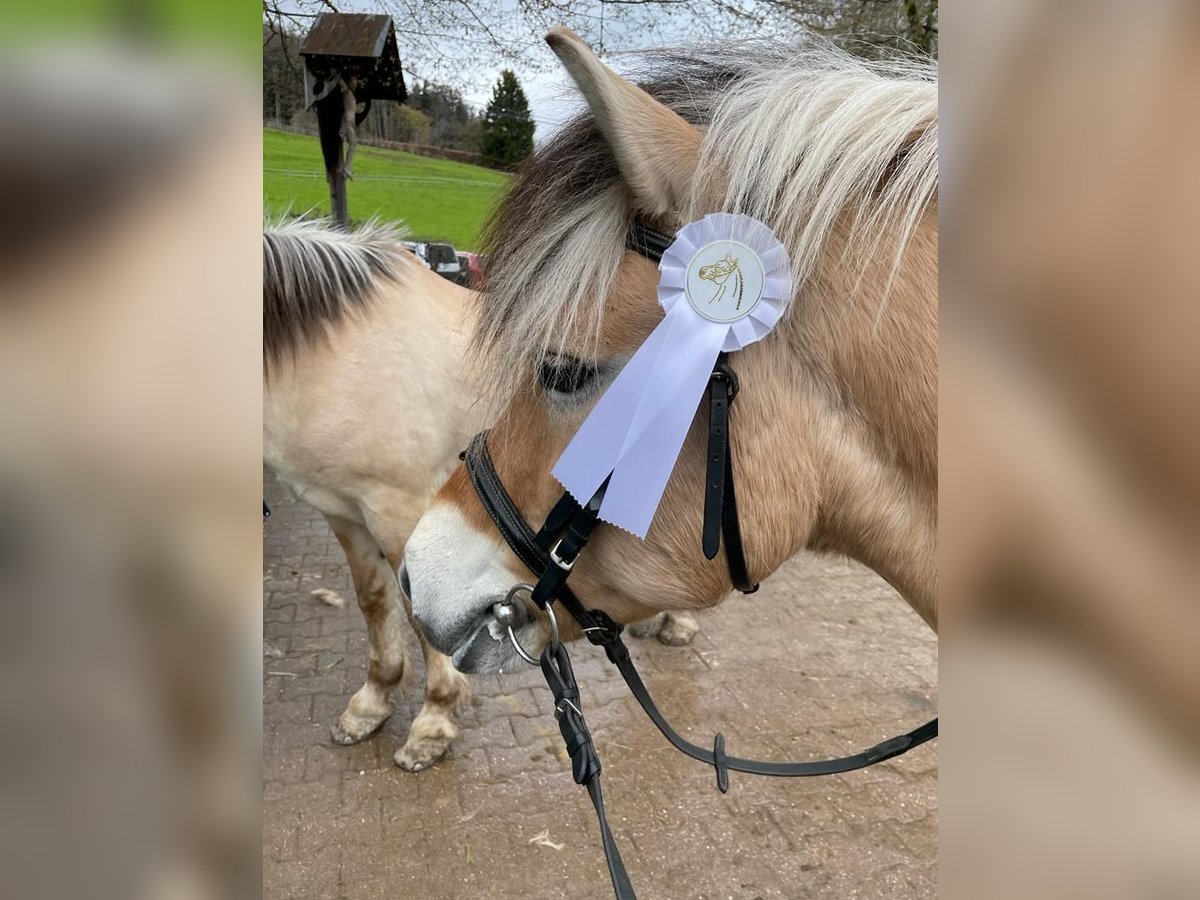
[
  {"left": 476, "top": 39, "right": 937, "bottom": 396},
  {"left": 695, "top": 45, "right": 937, "bottom": 306}
]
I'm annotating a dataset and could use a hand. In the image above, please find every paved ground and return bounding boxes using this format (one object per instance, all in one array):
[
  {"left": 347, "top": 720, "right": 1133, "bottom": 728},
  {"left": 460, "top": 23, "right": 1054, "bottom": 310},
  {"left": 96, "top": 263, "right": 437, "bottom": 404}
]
[{"left": 263, "top": 472, "right": 938, "bottom": 899}]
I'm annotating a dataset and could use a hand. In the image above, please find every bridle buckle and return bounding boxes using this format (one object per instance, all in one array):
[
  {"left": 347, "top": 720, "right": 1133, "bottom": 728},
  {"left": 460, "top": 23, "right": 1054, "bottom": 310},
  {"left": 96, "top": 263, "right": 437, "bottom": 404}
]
[
  {"left": 555, "top": 698, "right": 583, "bottom": 720},
  {"left": 710, "top": 360, "right": 739, "bottom": 400},
  {"left": 548, "top": 538, "right": 577, "bottom": 571}
]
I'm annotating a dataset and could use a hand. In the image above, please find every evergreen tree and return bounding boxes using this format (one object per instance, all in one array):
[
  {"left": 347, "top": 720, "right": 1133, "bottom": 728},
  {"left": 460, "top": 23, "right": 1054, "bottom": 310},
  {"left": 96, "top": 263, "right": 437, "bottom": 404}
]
[{"left": 480, "top": 70, "right": 535, "bottom": 168}]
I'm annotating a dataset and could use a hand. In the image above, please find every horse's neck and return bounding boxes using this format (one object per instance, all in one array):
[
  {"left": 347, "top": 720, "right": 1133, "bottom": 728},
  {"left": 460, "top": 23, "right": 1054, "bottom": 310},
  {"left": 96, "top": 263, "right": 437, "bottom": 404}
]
[
  {"left": 804, "top": 216, "right": 939, "bottom": 626},
  {"left": 375, "top": 263, "right": 478, "bottom": 357}
]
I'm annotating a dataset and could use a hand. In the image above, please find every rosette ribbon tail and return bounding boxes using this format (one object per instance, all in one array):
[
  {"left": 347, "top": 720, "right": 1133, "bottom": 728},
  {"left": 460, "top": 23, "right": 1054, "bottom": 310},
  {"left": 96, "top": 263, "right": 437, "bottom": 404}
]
[
  {"left": 552, "top": 302, "right": 729, "bottom": 538},
  {"left": 552, "top": 211, "right": 792, "bottom": 541}
]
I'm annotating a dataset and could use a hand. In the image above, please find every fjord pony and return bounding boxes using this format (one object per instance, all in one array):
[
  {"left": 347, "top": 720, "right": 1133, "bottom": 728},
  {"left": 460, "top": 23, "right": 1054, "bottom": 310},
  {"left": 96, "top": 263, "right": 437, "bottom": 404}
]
[
  {"left": 264, "top": 220, "right": 475, "bottom": 770},
  {"left": 404, "top": 31, "right": 938, "bottom": 671},
  {"left": 263, "top": 219, "right": 700, "bottom": 765}
]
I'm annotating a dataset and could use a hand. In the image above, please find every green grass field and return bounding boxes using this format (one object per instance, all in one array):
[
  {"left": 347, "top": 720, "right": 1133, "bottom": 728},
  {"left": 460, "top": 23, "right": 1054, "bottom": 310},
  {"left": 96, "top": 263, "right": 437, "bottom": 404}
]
[{"left": 263, "top": 128, "right": 509, "bottom": 249}]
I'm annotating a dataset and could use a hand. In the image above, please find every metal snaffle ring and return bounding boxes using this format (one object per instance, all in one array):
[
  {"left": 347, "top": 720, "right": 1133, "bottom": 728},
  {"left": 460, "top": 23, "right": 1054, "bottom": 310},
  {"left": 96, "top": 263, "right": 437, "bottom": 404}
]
[{"left": 493, "top": 583, "right": 559, "bottom": 667}]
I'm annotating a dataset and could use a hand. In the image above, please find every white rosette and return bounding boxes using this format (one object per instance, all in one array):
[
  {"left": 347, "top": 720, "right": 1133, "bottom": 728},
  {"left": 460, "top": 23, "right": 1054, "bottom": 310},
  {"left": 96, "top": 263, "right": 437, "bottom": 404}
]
[{"left": 553, "top": 212, "right": 793, "bottom": 538}]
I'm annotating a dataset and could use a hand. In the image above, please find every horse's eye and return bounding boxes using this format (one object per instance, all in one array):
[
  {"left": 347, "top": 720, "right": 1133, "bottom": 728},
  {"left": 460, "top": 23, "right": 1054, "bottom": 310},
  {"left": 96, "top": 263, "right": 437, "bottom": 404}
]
[{"left": 538, "top": 356, "right": 597, "bottom": 396}]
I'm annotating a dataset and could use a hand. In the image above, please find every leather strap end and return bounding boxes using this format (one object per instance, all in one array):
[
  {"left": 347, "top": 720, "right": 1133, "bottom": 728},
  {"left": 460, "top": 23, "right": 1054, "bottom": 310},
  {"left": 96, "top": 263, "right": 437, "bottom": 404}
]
[{"left": 703, "top": 374, "right": 731, "bottom": 560}]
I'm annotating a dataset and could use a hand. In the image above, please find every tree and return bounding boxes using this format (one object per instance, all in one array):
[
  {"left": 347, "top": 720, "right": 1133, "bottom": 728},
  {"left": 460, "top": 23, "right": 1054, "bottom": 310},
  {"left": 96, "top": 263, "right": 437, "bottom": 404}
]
[
  {"left": 480, "top": 70, "right": 534, "bottom": 168},
  {"left": 773, "top": 0, "right": 938, "bottom": 57},
  {"left": 392, "top": 105, "right": 433, "bottom": 144},
  {"left": 262, "top": 23, "right": 305, "bottom": 125}
]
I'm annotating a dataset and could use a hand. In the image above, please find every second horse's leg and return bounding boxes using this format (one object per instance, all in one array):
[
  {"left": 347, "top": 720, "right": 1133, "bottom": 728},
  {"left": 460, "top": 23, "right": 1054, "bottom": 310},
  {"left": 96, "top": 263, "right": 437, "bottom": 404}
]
[
  {"left": 327, "top": 517, "right": 408, "bottom": 744},
  {"left": 393, "top": 576, "right": 469, "bottom": 772},
  {"left": 628, "top": 611, "right": 700, "bottom": 646}
]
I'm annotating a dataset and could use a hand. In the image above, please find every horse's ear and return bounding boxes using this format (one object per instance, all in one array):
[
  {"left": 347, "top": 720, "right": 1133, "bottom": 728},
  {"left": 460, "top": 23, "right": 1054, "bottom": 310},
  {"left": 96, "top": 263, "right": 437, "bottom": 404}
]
[{"left": 546, "top": 27, "right": 700, "bottom": 219}]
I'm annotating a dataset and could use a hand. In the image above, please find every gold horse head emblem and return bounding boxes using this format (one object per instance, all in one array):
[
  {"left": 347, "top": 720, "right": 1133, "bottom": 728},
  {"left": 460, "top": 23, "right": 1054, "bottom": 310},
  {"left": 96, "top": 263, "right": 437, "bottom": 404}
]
[{"left": 698, "top": 253, "right": 744, "bottom": 309}]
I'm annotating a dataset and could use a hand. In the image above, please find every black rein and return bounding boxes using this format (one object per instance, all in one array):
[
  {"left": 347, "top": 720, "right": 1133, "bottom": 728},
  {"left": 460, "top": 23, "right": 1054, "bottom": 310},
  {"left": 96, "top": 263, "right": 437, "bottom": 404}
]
[{"left": 462, "top": 424, "right": 936, "bottom": 900}]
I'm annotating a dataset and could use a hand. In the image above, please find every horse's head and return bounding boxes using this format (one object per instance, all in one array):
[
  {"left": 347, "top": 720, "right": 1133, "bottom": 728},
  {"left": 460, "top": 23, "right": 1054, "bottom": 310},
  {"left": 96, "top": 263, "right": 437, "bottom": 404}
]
[
  {"left": 699, "top": 253, "right": 739, "bottom": 284},
  {"left": 406, "top": 29, "right": 939, "bottom": 672}
]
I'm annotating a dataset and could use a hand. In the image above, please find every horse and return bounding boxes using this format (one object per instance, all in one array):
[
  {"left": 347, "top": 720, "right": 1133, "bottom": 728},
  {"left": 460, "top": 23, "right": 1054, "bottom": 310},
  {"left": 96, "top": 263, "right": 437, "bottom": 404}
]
[
  {"left": 264, "top": 218, "right": 475, "bottom": 770},
  {"left": 403, "top": 29, "right": 937, "bottom": 671},
  {"left": 263, "top": 217, "right": 701, "bottom": 768}
]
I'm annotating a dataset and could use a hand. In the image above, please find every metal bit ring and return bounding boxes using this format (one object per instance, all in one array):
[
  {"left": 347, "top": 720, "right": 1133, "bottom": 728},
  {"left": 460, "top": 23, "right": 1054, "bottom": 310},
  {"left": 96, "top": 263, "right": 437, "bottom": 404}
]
[{"left": 494, "top": 583, "right": 559, "bottom": 667}]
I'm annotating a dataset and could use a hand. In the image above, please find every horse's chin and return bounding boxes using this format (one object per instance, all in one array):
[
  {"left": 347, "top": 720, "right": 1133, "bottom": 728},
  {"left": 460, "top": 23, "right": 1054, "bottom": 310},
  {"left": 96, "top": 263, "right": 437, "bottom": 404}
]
[{"left": 447, "top": 614, "right": 541, "bottom": 675}]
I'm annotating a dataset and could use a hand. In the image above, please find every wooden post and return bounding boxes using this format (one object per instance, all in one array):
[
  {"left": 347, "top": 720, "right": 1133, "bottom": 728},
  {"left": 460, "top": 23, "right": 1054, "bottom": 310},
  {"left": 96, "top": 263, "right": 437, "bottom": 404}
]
[
  {"left": 329, "top": 163, "right": 349, "bottom": 229},
  {"left": 314, "top": 88, "right": 350, "bottom": 229}
]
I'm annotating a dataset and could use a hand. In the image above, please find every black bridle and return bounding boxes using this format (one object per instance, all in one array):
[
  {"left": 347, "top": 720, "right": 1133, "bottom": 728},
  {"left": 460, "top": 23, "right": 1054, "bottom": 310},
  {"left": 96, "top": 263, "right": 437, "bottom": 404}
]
[{"left": 459, "top": 221, "right": 938, "bottom": 900}]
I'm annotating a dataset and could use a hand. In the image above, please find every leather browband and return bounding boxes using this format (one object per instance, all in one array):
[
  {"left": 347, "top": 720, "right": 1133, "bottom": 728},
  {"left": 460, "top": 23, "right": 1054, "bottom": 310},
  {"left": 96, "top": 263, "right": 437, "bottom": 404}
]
[{"left": 625, "top": 220, "right": 674, "bottom": 263}]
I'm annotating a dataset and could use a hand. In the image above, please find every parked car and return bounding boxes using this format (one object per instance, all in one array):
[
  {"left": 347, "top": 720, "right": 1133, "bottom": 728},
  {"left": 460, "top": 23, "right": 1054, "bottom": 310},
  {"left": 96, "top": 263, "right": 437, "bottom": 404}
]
[
  {"left": 456, "top": 252, "right": 486, "bottom": 289},
  {"left": 399, "top": 240, "right": 430, "bottom": 268},
  {"left": 413, "top": 241, "right": 461, "bottom": 283}
]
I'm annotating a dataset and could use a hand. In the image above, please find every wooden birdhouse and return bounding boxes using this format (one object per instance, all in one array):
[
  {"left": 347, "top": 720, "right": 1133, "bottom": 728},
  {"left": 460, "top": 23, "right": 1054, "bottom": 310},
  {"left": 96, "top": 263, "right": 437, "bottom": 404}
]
[
  {"left": 300, "top": 13, "right": 407, "bottom": 225},
  {"left": 300, "top": 13, "right": 407, "bottom": 108}
]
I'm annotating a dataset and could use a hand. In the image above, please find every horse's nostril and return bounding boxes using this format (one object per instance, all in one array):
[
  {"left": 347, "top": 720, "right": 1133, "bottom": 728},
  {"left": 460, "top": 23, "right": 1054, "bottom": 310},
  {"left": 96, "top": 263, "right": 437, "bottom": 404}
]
[{"left": 399, "top": 565, "right": 412, "bottom": 598}]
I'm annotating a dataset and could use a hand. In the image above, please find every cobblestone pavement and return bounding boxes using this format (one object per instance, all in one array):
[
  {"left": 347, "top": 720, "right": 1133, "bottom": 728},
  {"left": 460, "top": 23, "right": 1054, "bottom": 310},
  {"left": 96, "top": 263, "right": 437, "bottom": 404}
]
[{"left": 264, "top": 471, "right": 938, "bottom": 899}]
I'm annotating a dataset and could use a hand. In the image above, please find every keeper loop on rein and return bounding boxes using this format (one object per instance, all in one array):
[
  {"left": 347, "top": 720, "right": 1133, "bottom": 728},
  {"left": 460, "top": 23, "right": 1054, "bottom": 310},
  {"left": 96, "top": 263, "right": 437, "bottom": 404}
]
[{"left": 457, "top": 214, "right": 938, "bottom": 900}]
